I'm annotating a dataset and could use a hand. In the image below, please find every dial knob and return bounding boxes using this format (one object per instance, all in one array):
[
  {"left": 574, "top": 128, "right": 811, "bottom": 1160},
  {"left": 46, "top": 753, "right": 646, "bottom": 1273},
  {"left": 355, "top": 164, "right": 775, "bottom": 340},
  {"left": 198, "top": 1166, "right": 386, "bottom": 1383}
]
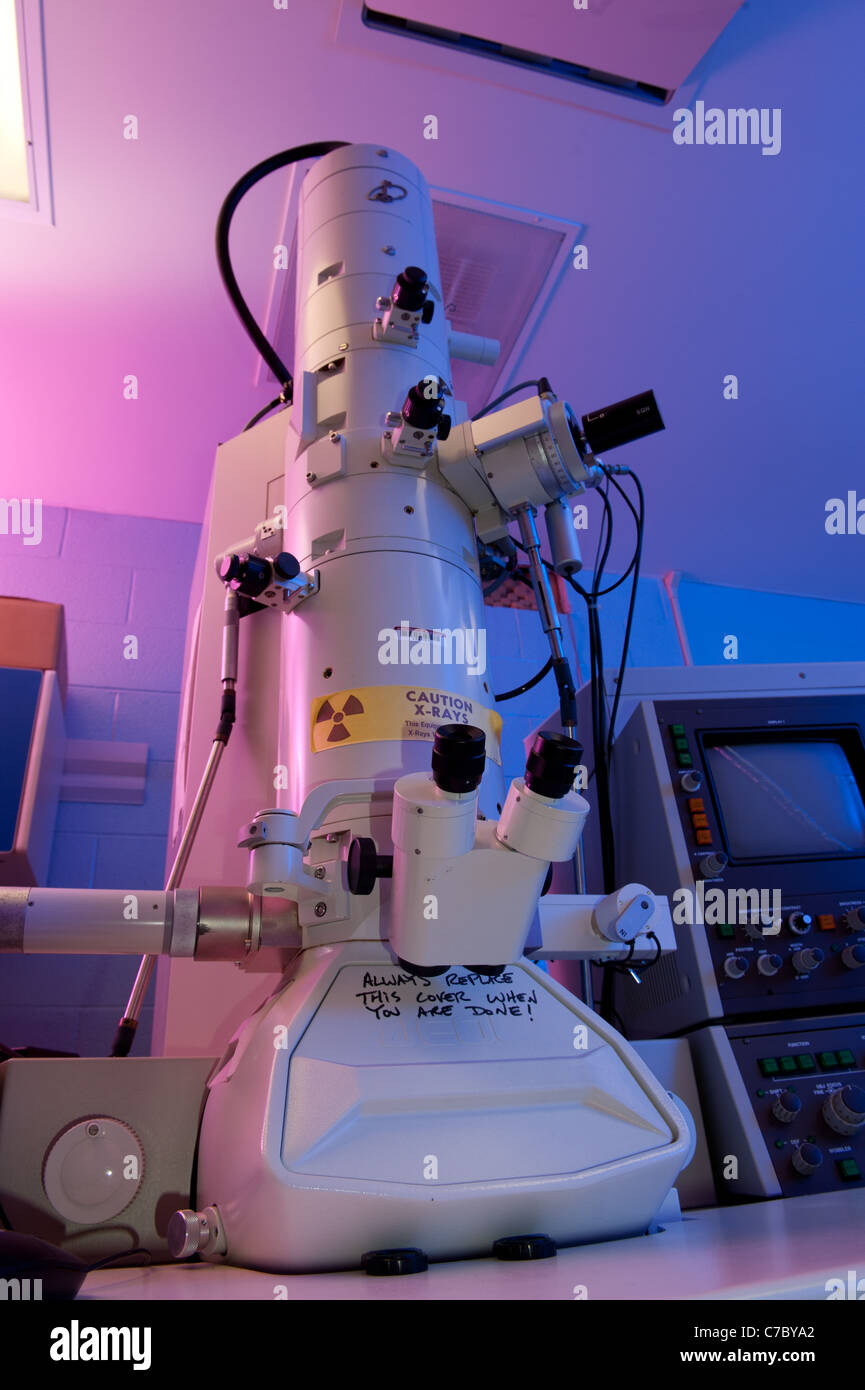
[
  {"left": 842, "top": 944, "right": 865, "bottom": 970},
  {"left": 698, "top": 852, "right": 728, "bottom": 879},
  {"left": 823, "top": 1085, "right": 865, "bottom": 1136},
  {"left": 787, "top": 912, "right": 813, "bottom": 936},
  {"left": 680, "top": 770, "right": 702, "bottom": 793},
  {"left": 792, "top": 946, "right": 824, "bottom": 974},
  {"left": 42, "top": 1117, "right": 144, "bottom": 1223},
  {"left": 723, "top": 955, "right": 748, "bottom": 980},
  {"left": 843, "top": 906, "right": 865, "bottom": 930},
  {"left": 745, "top": 914, "right": 780, "bottom": 941},
  {"left": 772, "top": 1089, "right": 802, "bottom": 1124},
  {"left": 757, "top": 952, "right": 783, "bottom": 977},
  {"left": 792, "top": 1142, "right": 823, "bottom": 1176}
]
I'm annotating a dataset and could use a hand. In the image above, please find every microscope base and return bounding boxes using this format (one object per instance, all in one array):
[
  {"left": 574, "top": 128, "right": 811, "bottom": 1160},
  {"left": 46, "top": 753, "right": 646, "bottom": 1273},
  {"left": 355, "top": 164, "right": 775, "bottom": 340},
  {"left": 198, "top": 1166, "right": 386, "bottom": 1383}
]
[{"left": 195, "top": 941, "right": 694, "bottom": 1273}]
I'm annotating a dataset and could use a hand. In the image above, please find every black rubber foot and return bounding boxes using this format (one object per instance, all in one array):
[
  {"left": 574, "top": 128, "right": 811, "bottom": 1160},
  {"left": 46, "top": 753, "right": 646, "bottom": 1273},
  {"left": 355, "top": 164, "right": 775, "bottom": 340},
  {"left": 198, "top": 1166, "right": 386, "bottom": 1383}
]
[
  {"left": 361, "top": 1247, "right": 429, "bottom": 1276},
  {"left": 464, "top": 965, "right": 507, "bottom": 977},
  {"left": 396, "top": 957, "right": 450, "bottom": 978},
  {"left": 493, "top": 1234, "right": 557, "bottom": 1261}
]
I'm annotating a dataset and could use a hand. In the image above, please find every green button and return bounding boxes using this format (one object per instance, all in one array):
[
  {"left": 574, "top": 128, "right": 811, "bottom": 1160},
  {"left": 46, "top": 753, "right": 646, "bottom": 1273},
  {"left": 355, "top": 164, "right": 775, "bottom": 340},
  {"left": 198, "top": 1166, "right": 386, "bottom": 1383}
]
[
  {"left": 797, "top": 1054, "right": 816, "bottom": 1071},
  {"left": 759, "top": 1057, "right": 780, "bottom": 1077},
  {"left": 775, "top": 1140, "right": 785, "bottom": 1150},
  {"left": 674, "top": 736, "right": 689, "bottom": 751},
  {"left": 838, "top": 1159, "right": 861, "bottom": 1181},
  {"left": 671, "top": 724, "right": 686, "bottom": 736},
  {"left": 677, "top": 752, "right": 693, "bottom": 767},
  {"left": 838, "top": 1049, "right": 855, "bottom": 1066},
  {"left": 780, "top": 1056, "right": 798, "bottom": 1073},
  {"left": 818, "top": 1051, "right": 839, "bottom": 1069},
  {"left": 717, "top": 923, "right": 735, "bottom": 939}
]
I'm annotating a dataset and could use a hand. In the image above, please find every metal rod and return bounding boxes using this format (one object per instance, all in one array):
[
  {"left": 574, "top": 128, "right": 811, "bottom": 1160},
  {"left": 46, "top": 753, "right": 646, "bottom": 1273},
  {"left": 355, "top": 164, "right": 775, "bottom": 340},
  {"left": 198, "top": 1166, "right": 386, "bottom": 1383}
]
[{"left": 114, "top": 588, "right": 239, "bottom": 1049}]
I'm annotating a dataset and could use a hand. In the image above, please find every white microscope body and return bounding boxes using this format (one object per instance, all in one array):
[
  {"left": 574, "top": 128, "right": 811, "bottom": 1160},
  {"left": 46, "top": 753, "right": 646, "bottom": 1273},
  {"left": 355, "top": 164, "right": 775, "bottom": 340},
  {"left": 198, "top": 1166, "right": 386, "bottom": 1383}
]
[{"left": 185, "top": 144, "right": 693, "bottom": 1272}]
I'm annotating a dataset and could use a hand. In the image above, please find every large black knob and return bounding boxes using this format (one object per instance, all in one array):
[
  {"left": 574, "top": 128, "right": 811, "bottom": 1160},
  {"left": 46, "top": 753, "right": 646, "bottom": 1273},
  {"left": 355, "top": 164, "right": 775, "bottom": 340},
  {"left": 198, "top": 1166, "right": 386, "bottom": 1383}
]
[
  {"left": 431, "top": 725, "right": 486, "bottom": 794},
  {"left": 392, "top": 265, "right": 428, "bottom": 311},
  {"left": 347, "top": 838, "right": 393, "bottom": 896},
  {"left": 402, "top": 378, "right": 448, "bottom": 431},
  {"left": 217, "top": 552, "right": 272, "bottom": 598}
]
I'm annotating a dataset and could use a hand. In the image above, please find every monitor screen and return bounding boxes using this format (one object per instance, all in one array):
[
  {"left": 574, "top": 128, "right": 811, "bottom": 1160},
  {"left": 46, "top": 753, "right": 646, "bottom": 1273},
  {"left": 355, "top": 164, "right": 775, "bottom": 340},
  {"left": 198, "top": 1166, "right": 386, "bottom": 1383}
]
[{"left": 703, "top": 737, "right": 865, "bottom": 861}]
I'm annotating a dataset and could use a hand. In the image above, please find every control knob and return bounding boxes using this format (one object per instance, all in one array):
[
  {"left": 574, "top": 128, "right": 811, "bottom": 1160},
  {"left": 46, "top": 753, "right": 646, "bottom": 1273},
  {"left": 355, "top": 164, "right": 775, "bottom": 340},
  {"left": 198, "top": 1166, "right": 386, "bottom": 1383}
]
[
  {"left": 823, "top": 1084, "right": 865, "bottom": 1136},
  {"left": 792, "top": 1142, "right": 823, "bottom": 1176},
  {"left": 757, "top": 953, "right": 783, "bottom": 977},
  {"left": 723, "top": 955, "right": 748, "bottom": 980},
  {"left": 787, "top": 912, "right": 813, "bottom": 935},
  {"left": 771, "top": 1090, "right": 802, "bottom": 1124},
  {"left": 791, "top": 946, "right": 824, "bottom": 975},
  {"left": 680, "top": 770, "right": 702, "bottom": 793},
  {"left": 843, "top": 906, "right": 865, "bottom": 931},
  {"left": 842, "top": 944, "right": 865, "bottom": 970},
  {"left": 698, "top": 851, "right": 728, "bottom": 879}
]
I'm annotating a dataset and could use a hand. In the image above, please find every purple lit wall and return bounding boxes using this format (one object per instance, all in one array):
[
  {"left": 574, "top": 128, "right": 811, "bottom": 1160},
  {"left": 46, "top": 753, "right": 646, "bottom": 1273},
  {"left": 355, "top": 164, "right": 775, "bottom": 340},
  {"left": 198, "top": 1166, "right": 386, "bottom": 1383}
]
[{"left": 1, "top": 0, "right": 863, "bottom": 1055}]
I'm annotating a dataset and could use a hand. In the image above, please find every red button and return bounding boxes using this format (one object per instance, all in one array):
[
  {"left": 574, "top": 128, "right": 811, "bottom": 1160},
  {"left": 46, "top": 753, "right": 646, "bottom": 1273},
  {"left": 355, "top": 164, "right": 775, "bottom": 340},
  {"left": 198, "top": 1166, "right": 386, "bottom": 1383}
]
[
  {"left": 695, "top": 829, "right": 713, "bottom": 845},
  {"left": 688, "top": 798, "right": 705, "bottom": 813},
  {"left": 817, "top": 914, "right": 836, "bottom": 931},
  {"left": 691, "top": 813, "right": 709, "bottom": 829}
]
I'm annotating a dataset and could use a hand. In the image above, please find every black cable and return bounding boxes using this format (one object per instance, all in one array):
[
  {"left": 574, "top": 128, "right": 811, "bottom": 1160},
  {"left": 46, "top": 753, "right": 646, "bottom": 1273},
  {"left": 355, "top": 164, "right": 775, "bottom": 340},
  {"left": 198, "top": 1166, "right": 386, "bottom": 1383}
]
[
  {"left": 243, "top": 394, "right": 287, "bottom": 432},
  {"left": 604, "top": 468, "right": 644, "bottom": 763},
  {"left": 471, "top": 378, "right": 551, "bottom": 421},
  {"left": 494, "top": 657, "right": 553, "bottom": 703},
  {"left": 216, "top": 141, "right": 350, "bottom": 400}
]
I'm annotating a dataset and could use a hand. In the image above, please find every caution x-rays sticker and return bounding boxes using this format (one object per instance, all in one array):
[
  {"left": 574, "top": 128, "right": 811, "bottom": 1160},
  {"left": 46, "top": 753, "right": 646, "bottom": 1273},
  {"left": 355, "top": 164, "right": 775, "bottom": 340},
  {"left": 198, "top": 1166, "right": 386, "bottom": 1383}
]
[{"left": 311, "top": 685, "right": 502, "bottom": 764}]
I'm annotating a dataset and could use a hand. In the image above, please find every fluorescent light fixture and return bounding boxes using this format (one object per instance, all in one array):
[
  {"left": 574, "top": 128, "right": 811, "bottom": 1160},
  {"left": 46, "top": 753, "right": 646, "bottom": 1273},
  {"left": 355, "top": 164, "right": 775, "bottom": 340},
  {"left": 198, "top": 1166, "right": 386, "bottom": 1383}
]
[
  {"left": 0, "top": 0, "right": 52, "bottom": 223},
  {"left": 0, "top": 0, "right": 29, "bottom": 201}
]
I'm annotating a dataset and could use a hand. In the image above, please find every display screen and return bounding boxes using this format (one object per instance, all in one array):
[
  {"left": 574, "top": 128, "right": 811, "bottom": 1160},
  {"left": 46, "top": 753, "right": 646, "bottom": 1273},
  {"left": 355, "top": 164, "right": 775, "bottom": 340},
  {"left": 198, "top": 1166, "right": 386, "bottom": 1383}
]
[{"left": 703, "top": 737, "right": 865, "bottom": 861}]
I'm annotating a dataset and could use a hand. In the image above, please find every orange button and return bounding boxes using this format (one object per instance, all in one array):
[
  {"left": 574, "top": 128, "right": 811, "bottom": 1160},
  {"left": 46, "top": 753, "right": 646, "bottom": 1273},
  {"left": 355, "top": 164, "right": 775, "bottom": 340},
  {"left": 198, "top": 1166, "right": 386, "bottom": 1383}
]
[
  {"left": 688, "top": 798, "right": 705, "bottom": 813},
  {"left": 695, "top": 829, "right": 713, "bottom": 845},
  {"left": 817, "top": 914, "right": 836, "bottom": 931},
  {"left": 691, "top": 813, "right": 709, "bottom": 829}
]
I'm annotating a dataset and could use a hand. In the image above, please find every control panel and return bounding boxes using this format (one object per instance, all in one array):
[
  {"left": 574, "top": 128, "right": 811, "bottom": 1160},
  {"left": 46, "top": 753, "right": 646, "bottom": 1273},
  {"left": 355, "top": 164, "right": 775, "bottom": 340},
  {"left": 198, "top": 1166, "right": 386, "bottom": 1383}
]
[
  {"left": 654, "top": 696, "right": 865, "bottom": 1019},
  {"left": 692, "top": 1015, "right": 865, "bottom": 1199}
]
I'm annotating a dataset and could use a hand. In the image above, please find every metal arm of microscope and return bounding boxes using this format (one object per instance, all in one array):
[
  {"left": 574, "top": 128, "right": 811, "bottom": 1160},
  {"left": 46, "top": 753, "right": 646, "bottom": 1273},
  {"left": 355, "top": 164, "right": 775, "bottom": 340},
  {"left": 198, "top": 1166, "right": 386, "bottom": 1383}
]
[{"left": 0, "top": 881, "right": 672, "bottom": 964}]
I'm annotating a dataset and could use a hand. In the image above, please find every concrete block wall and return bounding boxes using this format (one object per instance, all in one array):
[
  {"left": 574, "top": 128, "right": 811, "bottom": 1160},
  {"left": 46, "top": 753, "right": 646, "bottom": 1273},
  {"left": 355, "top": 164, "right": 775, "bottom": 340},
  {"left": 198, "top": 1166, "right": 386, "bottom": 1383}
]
[{"left": 0, "top": 505, "right": 199, "bottom": 1057}]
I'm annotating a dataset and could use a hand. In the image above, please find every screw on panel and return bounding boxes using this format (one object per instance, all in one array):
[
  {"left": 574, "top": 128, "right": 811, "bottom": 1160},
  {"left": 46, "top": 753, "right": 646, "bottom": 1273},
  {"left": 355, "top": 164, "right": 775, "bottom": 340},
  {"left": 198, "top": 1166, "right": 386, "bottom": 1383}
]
[
  {"left": 329, "top": 431, "right": 341, "bottom": 442},
  {"left": 307, "top": 473, "right": 317, "bottom": 482},
  {"left": 314, "top": 902, "right": 327, "bottom": 918},
  {"left": 382, "top": 245, "right": 395, "bottom": 255},
  {"left": 404, "top": 506, "right": 414, "bottom": 514},
  {"left": 338, "top": 343, "right": 348, "bottom": 350},
  {"left": 314, "top": 866, "right": 326, "bottom": 879}
]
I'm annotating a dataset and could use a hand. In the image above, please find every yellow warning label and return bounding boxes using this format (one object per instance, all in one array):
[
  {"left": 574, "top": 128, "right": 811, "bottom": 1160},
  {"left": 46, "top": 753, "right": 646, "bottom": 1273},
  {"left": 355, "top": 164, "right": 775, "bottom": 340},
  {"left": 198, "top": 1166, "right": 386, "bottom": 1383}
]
[{"left": 311, "top": 685, "right": 502, "bottom": 764}]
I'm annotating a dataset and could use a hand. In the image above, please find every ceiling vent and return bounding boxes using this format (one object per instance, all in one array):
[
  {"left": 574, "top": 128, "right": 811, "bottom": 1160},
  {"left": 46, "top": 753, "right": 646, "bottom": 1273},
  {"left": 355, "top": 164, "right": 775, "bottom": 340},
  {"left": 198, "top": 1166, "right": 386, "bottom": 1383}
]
[
  {"left": 360, "top": 1, "right": 745, "bottom": 105},
  {"left": 259, "top": 173, "right": 581, "bottom": 419}
]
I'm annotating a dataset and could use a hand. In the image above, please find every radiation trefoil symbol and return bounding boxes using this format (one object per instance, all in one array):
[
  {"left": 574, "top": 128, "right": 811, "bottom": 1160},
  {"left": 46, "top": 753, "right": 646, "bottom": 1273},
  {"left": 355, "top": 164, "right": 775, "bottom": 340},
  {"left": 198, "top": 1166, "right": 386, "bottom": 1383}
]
[{"left": 315, "top": 694, "right": 364, "bottom": 743}]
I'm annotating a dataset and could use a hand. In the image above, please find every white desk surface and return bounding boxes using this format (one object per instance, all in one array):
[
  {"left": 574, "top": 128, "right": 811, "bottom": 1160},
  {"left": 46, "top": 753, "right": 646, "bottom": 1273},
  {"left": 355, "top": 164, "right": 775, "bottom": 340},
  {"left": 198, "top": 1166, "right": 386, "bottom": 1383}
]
[{"left": 79, "top": 1189, "right": 865, "bottom": 1301}]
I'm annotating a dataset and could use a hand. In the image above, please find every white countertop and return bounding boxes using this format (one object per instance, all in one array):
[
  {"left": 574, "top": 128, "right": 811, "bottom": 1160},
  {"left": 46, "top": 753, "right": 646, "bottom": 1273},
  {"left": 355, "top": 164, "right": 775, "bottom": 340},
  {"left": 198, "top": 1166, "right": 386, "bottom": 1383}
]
[{"left": 78, "top": 1189, "right": 865, "bottom": 1301}]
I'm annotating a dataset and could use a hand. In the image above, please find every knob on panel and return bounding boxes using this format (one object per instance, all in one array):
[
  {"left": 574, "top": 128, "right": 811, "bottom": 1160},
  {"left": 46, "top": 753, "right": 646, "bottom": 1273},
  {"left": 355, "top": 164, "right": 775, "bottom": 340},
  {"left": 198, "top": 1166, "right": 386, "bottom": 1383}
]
[
  {"left": 792, "top": 1142, "right": 823, "bottom": 1176},
  {"left": 823, "top": 1085, "right": 865, "bottom": 1136},
  {"left": 841, "top": 943, "right": 865, "bottom": 970},
  {"left": 792, "top": 947, "right": 824, "bottom": 975},
  {"left": 843, "top": 906, "right": 865, "bottom": 930},
  {"left": 698, "top": 852, "right": 728, "bottom": 879},
  {"left": 771, "top": 1090, "right": 802, "bottom": 1124},
  {"left": 787, "top": 912, "right": 813, "bottom": 935},
  {"left": 723, "top": 955, "right": 748, "bottom": 980},
  {"left": 42, "top": 1117, "right": 144, "bottom": 1223},
  {"left": 757, "top": 953, "right": 783, "bottom": 977}
]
